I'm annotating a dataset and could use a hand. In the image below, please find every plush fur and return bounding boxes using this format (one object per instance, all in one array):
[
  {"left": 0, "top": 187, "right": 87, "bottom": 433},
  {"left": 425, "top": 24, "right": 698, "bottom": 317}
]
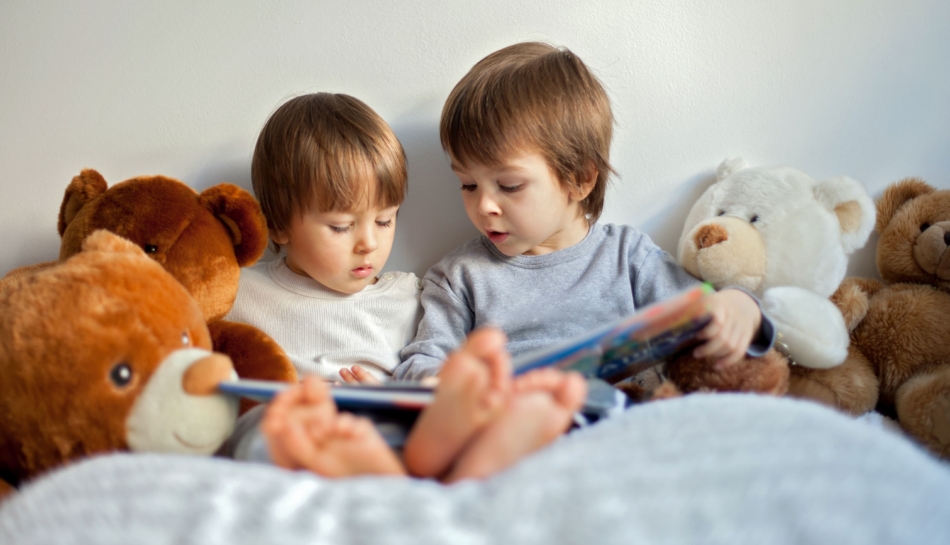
[
  {"left": 783, "top": 281, "right": 879, "bottom": 415},
  {"left": 0, "top": 231, "right": 239, "bottom": 497},
  {"left": 844, "top": 178, "right": 950, "bottom": 458},
  {"left": 623, "top": 159, "right": 876, "bottom": 403},
  {"left": 55, "top": 170, "right": 297, "bottom": 410}
]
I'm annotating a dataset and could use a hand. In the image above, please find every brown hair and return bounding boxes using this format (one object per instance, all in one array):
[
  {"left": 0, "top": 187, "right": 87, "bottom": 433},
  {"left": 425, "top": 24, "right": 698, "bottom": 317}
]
[
  {"left": 440, "top": 42, "right": 614, "bottom": 222},
  {"left": 252, "top": 93, "right": 407, "bottom": 251}
]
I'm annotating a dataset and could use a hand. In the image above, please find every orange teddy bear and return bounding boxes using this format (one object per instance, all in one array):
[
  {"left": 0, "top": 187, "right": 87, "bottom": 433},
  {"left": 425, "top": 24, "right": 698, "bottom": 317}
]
[{"left": 0, "top": 231, "right": 240, "bottom": 500}]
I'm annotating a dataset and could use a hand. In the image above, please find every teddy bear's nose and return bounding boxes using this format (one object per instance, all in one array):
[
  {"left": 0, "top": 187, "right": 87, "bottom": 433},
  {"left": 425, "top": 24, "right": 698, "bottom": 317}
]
[
  {"left": 182, "top": 353, "right": 235, "bottom": 396},
  {"left": 695, "top": 224, "right": 729, "bottom": 249}
]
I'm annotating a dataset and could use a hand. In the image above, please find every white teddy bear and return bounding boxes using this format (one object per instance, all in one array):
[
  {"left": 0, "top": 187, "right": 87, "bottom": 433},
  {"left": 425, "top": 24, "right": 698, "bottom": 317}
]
[{"left": 677, "top": 158, "right": 876, "bottom": 371}]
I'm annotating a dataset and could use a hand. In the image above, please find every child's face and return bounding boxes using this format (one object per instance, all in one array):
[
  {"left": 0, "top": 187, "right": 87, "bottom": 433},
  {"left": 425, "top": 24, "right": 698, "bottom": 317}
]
[
  {"left": 273, "top": 203, "right": 399, "bottom": 294},
  {"left": 452, "top": 151, "right": 590, "bottom": 256}
]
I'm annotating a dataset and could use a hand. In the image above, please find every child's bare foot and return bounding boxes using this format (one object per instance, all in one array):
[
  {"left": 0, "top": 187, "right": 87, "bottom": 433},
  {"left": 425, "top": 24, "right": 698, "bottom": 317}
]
[
  {"left": 262, "top": 376, "right": 405, "bottom": 478},
  {"left": 403, "top": 328, "right": 513, "bottom": 478},
  {"left": 444, "top": 368, "right": 587, "bottom": 483}
]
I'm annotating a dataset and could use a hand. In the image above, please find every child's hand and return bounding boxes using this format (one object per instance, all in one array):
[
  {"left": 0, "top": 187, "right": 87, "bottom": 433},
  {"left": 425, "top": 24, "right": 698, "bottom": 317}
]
[
  {"left": 339, "top": 365, "right": 383, "bottom": 385},
  {"left": 692, "top": 288, "right": 762, "bottom": 369}
]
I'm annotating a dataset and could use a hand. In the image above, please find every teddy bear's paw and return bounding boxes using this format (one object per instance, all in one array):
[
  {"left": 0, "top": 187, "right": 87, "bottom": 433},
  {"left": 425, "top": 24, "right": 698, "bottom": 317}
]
[
  {"left": 895, "top": 366, "right": 950, "bottom": 460},
  {"left": 616, "top": 378, "right": 683, "bottom": 403},
  {"left": 787, "top": 347, "right": 879, "bottom": 416},
  {"left": 650, "top": 380, "right": 683, "bottom": 400},
  {"left": 830, "top": 280, "right": 871, "bottom": 331}
]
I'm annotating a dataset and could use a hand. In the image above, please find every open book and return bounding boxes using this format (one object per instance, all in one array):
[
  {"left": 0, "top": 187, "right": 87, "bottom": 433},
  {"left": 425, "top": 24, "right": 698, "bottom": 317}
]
[{"left": 217, "top": 283, "right": 713, "bottom": 411}]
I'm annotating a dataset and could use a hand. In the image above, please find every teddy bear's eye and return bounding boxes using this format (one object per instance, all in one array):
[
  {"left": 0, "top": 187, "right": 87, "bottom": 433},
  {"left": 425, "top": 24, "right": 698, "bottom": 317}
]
[
  {"left": 181, "top": 332, "right": 190, "bottom": 346},
  {"left": 750, "top": 215, "right": 759, "bottom": 223},
  {"left": 717, "top": 210, "right": 725, "bottom": 217},
  {"left": 921, "top": 223, "right": 931, "bottom": 233},
  {"left": 109, "top": 363, "right": 133, "bottom": 388},
  {"left": 143, "top": 244, "right": 158, "bottom": 254}
]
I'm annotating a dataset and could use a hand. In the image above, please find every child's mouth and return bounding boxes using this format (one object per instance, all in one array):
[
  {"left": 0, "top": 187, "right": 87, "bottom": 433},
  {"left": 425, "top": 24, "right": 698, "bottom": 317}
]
[
  {"left": 352, "top": 266, "right": 374, "bottom": 278},
  {"left": 487, "top": 231, "right": 509, "bottom": 243}
]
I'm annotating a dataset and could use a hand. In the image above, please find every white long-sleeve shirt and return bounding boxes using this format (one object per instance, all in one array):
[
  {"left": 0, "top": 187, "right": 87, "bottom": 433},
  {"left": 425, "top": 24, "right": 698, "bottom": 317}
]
[{"left": 226, "top": 257, "right": 423, "bottom": 382}]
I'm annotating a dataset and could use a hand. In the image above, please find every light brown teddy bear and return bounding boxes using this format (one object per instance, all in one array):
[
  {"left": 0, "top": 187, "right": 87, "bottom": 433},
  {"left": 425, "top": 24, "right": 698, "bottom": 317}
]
[
  {"left": 0, "top": 231, "right": 240, "bottom": 500},
  {"left": 842, "top": 178, "right": 950, "bottom": 459},
  {"left": 55, "top": 169, "right": 297, "bottom": 408}
]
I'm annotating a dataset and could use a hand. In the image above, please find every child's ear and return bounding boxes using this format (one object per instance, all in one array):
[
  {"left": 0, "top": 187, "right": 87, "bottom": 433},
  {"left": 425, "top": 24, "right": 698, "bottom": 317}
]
[
  {"left": 569, "top": 166, "right": 598, "bottom": 202},
  {"left": 270, "top": 229, "right": 290, "bottom": 246}
]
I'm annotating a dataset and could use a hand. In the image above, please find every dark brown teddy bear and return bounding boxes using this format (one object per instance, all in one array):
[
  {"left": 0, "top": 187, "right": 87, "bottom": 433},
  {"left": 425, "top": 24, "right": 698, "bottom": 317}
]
[{"left": 56, "top": 169, "right": 297, "bottom": 404}]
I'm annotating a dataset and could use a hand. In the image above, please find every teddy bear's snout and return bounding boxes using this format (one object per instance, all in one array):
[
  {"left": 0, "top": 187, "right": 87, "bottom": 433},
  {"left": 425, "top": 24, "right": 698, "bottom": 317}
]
[
  {"left": 695, "top": 224, "right": 729, "bottom": 249},
  {"left": 182, "top": 353, "right": 236, "bottom": 396},
  {"left": 914, "top": 221, "right": 950, "bottom": 281}
]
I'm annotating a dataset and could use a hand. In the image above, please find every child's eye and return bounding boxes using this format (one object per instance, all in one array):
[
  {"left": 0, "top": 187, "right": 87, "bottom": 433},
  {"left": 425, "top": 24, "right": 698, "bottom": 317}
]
[
  {"left": 376, "top": 219, "right": 394, "bottom": 228},
  {"left": 499, "top": 184, "right": 524, "bottom": 193},
  {"left": 330, "top": 225, "right": 352, "bottom": 233},
  {"left": 460, "top": 184, "right": 477, "bottom": 192}
]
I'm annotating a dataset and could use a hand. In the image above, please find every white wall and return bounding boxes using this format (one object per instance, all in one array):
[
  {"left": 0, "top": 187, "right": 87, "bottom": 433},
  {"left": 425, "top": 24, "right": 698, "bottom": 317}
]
[{"left": 2, "top": 0, "right": 948, "bottom": 279}]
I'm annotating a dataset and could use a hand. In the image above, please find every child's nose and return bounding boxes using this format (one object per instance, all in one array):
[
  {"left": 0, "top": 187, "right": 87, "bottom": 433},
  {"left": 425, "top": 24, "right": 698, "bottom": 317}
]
[
  {"left": 355, "top": 228, "right": 378, "bottom": 253},
  {"left": 478, "top": 193, "right": 501, "bottom": 216}
]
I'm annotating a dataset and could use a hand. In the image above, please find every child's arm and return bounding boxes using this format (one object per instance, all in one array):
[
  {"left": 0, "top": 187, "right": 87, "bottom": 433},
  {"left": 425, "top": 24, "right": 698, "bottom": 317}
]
[
  {"left": 692, "top": 288, "right": 765, "bottom": 368},
  {"left": 624, "top": 232, "right": 772, "bottom": 365},
  {"left": 395, "top": 276, "right": 474, "bottom": 381}
]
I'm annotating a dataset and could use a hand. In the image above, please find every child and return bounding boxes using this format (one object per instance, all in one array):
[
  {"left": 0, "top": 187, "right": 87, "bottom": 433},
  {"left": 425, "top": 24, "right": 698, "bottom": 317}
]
[
  {"left": 396, "top": 42, "right": 774, "bottom": 382},
  {"left": 227, "top": 92, "right": 417, "bottom": 383},
  {"left": 223, "top": 92, "right": 586, "bottom": 481}
]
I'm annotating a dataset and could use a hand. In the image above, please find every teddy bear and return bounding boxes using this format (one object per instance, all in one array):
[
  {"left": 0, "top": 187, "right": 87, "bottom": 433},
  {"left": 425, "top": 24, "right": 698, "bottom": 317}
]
[
  {"left": 0, "top": 230, "right": 240, "bottom": 499},
  {"left": 629, "top": 158, "right": 878, "bottom": 406},
  {"left": 840, "top": 178, "right": 950, "bottom": 458},
  {"left": 54, "top": 169, "right": 297, "bottom": 407}
]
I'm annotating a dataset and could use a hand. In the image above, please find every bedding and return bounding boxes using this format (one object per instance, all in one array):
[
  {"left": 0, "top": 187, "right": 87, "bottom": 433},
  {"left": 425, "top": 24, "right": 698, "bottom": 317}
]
[{"left": 1, "top": 394, "right": 948, "bottom": 545}]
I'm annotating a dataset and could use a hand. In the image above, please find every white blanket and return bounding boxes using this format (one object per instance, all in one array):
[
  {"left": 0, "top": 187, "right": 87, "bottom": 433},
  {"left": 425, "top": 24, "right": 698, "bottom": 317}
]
[{"left": 2, "top": 395, "right": 948, "bottom": 545}]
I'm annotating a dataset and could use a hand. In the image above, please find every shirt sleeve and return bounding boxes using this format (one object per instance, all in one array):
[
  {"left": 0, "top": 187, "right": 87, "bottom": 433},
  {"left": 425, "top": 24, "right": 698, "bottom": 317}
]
[
  {"left": 629, "top": 238, "right": 701, "bottom": 308},
  {"left": 395, "top": 271, "right": 474, "bottom": 381}
]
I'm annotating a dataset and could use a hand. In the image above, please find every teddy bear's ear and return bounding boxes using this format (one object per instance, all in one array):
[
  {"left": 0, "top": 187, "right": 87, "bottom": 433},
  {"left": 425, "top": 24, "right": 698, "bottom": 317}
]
[
  {"left": 875, "top": 177, "right": 935, "bottom": 233},
  {"left": 715, "top": 158, "right": 750, "bottom": 182},
  {"left": 80, "top": 229, "right": 146, "bottom": 256},
  {"left": 813, "top": 176, "right": 876, "bottom": 254},
  {"left": 58, "top": 169, "right": 108, "bottom": 237},
  {"left": 198, "top": 184, "right": 269, "bottom": 267}
]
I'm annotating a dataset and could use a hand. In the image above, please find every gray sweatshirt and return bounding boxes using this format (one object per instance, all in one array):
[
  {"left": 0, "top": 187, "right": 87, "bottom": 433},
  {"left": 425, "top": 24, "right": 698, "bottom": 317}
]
[{"left": 397, "top": 223, "right": 771, "bottom": 380}]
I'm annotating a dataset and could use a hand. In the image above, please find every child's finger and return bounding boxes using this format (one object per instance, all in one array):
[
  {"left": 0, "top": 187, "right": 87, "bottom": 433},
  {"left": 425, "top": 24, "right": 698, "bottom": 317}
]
[
  {"left": 694, "top": 337, "right": 722, "bottom": 360},
  {"left": 696, "top": 316, "right": 723, "bottom": 341},
  {"left": 351, "top": 365, "right": 383, "bottom": 385},
  {"left": 714, "top": 345, "right": 745, "bottom": 369},
  {"left": 339, "top": 368, "right": 359, "bottom": 383}
]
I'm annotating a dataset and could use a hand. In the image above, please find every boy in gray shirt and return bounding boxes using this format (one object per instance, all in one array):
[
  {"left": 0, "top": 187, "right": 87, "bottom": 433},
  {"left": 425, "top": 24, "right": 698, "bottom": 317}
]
[{"left": 395, "top": 42, "right": 773, "bottom": 381}]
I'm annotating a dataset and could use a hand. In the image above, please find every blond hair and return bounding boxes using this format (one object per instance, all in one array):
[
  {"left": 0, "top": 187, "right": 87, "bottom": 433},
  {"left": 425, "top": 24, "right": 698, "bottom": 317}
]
[
  {"left": 440, "top": 42, "right": 614, "bottom": 222},
  {"left": 252, "top": 93, "right": 407, "bottom": 251}
]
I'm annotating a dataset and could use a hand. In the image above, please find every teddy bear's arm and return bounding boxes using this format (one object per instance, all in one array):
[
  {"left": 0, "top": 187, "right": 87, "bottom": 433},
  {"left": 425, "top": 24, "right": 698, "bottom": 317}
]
[
  {"left": 762, "top": 287, "right": 850, "bottom": 369},
  {"left": 830, "top": 278, "right": 882, "bottom": 331},
  {"left": 208, "top": 321, "right": 296, "bottom": 375}
]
